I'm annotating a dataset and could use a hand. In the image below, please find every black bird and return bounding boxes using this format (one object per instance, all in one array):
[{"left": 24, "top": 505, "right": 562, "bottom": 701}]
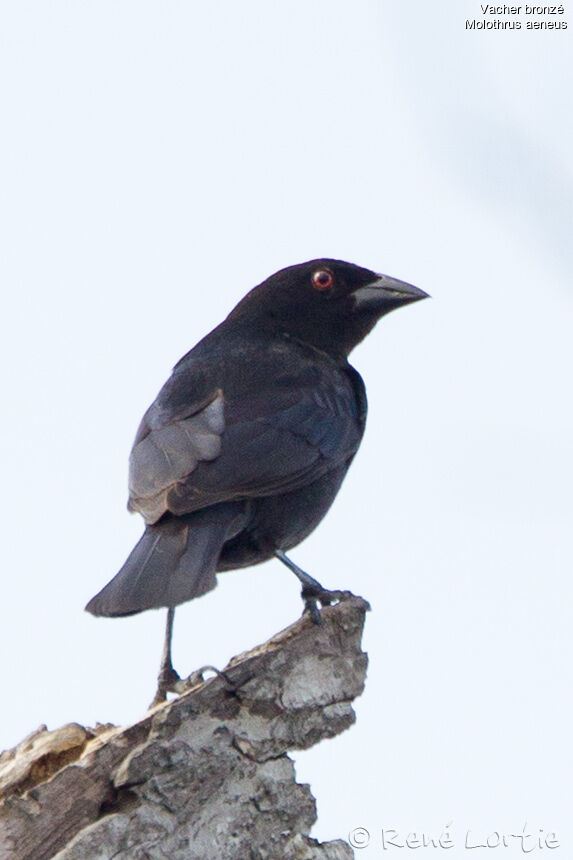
[{"left": 86, "top": 259, "right": 428, "bottom": 703}]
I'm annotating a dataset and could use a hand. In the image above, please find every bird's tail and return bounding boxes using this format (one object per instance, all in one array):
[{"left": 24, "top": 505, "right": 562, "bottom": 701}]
[{"left": 85, "top": 502, "right": 248, "bottom": 617}]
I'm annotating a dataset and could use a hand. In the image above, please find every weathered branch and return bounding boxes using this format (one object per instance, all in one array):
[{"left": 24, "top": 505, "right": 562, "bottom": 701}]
[{"left": 0, "top": 595, "right": 369, "bottom": 859}]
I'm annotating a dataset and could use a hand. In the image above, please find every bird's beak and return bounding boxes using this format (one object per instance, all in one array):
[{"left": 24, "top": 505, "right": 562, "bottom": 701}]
[{"left": 353, "top": 274, "right": 430, "bottom": 313}]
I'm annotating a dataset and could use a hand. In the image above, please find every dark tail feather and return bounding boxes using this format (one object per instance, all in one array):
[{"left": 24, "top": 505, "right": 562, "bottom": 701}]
[{"left": 85, "top": 503, "right": 248, "bottom": 617}]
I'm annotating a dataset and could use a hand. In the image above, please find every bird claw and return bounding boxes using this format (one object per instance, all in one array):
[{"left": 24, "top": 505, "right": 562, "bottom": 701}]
[
  {"left": 301, "top": 586, "right": 351, "bottom": 625},
  {"left": 303, "top": 597, "right": 323, "bottom": 625},
  {"left": 274, "top": 549, "right": 350, "bottom": 624},
  {"left": 182, "top": 664, "right": 234, "bottom": 689},
  {"left": 149, "top": 664, "right": 182, "bottom": 707},
  {"left": 151, "top": 664, "right": 235, "bottom": 706}
]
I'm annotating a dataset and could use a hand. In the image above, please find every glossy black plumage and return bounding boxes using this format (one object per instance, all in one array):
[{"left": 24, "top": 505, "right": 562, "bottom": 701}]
[{"left": 86, "top": 259, "right": 427, "bottom": 620}]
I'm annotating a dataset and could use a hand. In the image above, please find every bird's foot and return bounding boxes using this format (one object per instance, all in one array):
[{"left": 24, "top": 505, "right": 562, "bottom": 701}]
[
  {"left": 149, "top": 663, "right": 182, "bottom": 708},
  {"left": 273, "top": 550, "right": 351, "bottom": 626},
  {"left": 150, "top": 664, "right": 235, "bottom": 707},
  {"left": 301, "top": 584, "right": 352, "bottom": 625},
  {"left": 180, "top": 665, "right": 234, "bottom": 691}
]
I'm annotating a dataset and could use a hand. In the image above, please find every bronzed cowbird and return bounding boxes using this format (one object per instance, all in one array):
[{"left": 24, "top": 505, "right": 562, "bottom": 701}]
[{"left": 86, "top": 259, "right": 428, "bottom": 702}]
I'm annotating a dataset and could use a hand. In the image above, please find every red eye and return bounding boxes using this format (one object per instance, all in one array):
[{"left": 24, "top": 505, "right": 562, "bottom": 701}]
[{"left": 312, "top": 269, "right": 334, "bottom": 291}]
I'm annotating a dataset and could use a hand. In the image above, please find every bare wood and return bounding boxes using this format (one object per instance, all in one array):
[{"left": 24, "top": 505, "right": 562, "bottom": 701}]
[{"left": 0, "top": 595, "right": 369, "bottom": 860}]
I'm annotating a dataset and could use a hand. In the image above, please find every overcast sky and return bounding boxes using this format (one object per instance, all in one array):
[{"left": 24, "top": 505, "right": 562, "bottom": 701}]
[{"left": 1, "top": 1, "right": 572, "bottom": 856}]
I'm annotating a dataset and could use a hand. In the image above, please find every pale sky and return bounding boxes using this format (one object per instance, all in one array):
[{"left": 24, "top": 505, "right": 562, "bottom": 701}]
[{"left": 1, "top": 1, "right": 572, "bottom": 856}]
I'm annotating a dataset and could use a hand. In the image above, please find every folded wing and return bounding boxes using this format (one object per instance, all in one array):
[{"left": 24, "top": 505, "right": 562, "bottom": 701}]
[
  {"left": 128, "top": 351, "right": 365, "bottom": 525},
  {"left": 128, "top": 390, "right": 225, "bottom": 523}
]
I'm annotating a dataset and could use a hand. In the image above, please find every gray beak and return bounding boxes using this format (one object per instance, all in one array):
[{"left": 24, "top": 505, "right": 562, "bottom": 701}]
[{"left": 353, "top": 274, "right": 430, "bottom": 312}]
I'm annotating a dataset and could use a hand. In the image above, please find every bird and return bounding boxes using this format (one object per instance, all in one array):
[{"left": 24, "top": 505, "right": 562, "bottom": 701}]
[{"left": 86, "top": 258, "right": 428, "bottom": 704}]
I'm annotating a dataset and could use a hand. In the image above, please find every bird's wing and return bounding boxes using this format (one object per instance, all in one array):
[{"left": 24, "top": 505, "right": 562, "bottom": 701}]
[
  {"left": 128, "top": 352, "right": 364, "bottom": 524},
  {"left": 128, "top": 387, "right": 225, "bottom": 523}
]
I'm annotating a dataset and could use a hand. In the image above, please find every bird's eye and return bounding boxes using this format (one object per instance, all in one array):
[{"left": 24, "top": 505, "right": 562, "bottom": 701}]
[{"left": 312, "top": 269, "right": 334, "bottom": 291}]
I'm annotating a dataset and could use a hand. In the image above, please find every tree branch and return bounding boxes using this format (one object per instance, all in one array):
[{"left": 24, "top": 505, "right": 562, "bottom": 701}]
[{"left": 0, "top": 595, "right": 369, "bottom": 859}]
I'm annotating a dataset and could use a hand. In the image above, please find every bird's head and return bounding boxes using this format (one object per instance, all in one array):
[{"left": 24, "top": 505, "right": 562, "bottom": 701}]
[{"left": 228, "top": 258, "right": 428, "bottom": 358}]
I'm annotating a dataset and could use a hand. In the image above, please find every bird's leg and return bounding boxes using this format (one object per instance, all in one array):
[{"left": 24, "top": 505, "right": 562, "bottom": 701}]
[
  {"left": 150, "top": 607, "right": 181, "bottom": 707},
  {"left": 274, "top": 550, "right": 344, "bottom": 624}
]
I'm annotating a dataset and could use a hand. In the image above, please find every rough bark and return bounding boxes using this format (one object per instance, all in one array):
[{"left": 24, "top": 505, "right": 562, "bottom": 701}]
[{"left": 0, "top": 595, "right": 369, "bottom": 860}]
